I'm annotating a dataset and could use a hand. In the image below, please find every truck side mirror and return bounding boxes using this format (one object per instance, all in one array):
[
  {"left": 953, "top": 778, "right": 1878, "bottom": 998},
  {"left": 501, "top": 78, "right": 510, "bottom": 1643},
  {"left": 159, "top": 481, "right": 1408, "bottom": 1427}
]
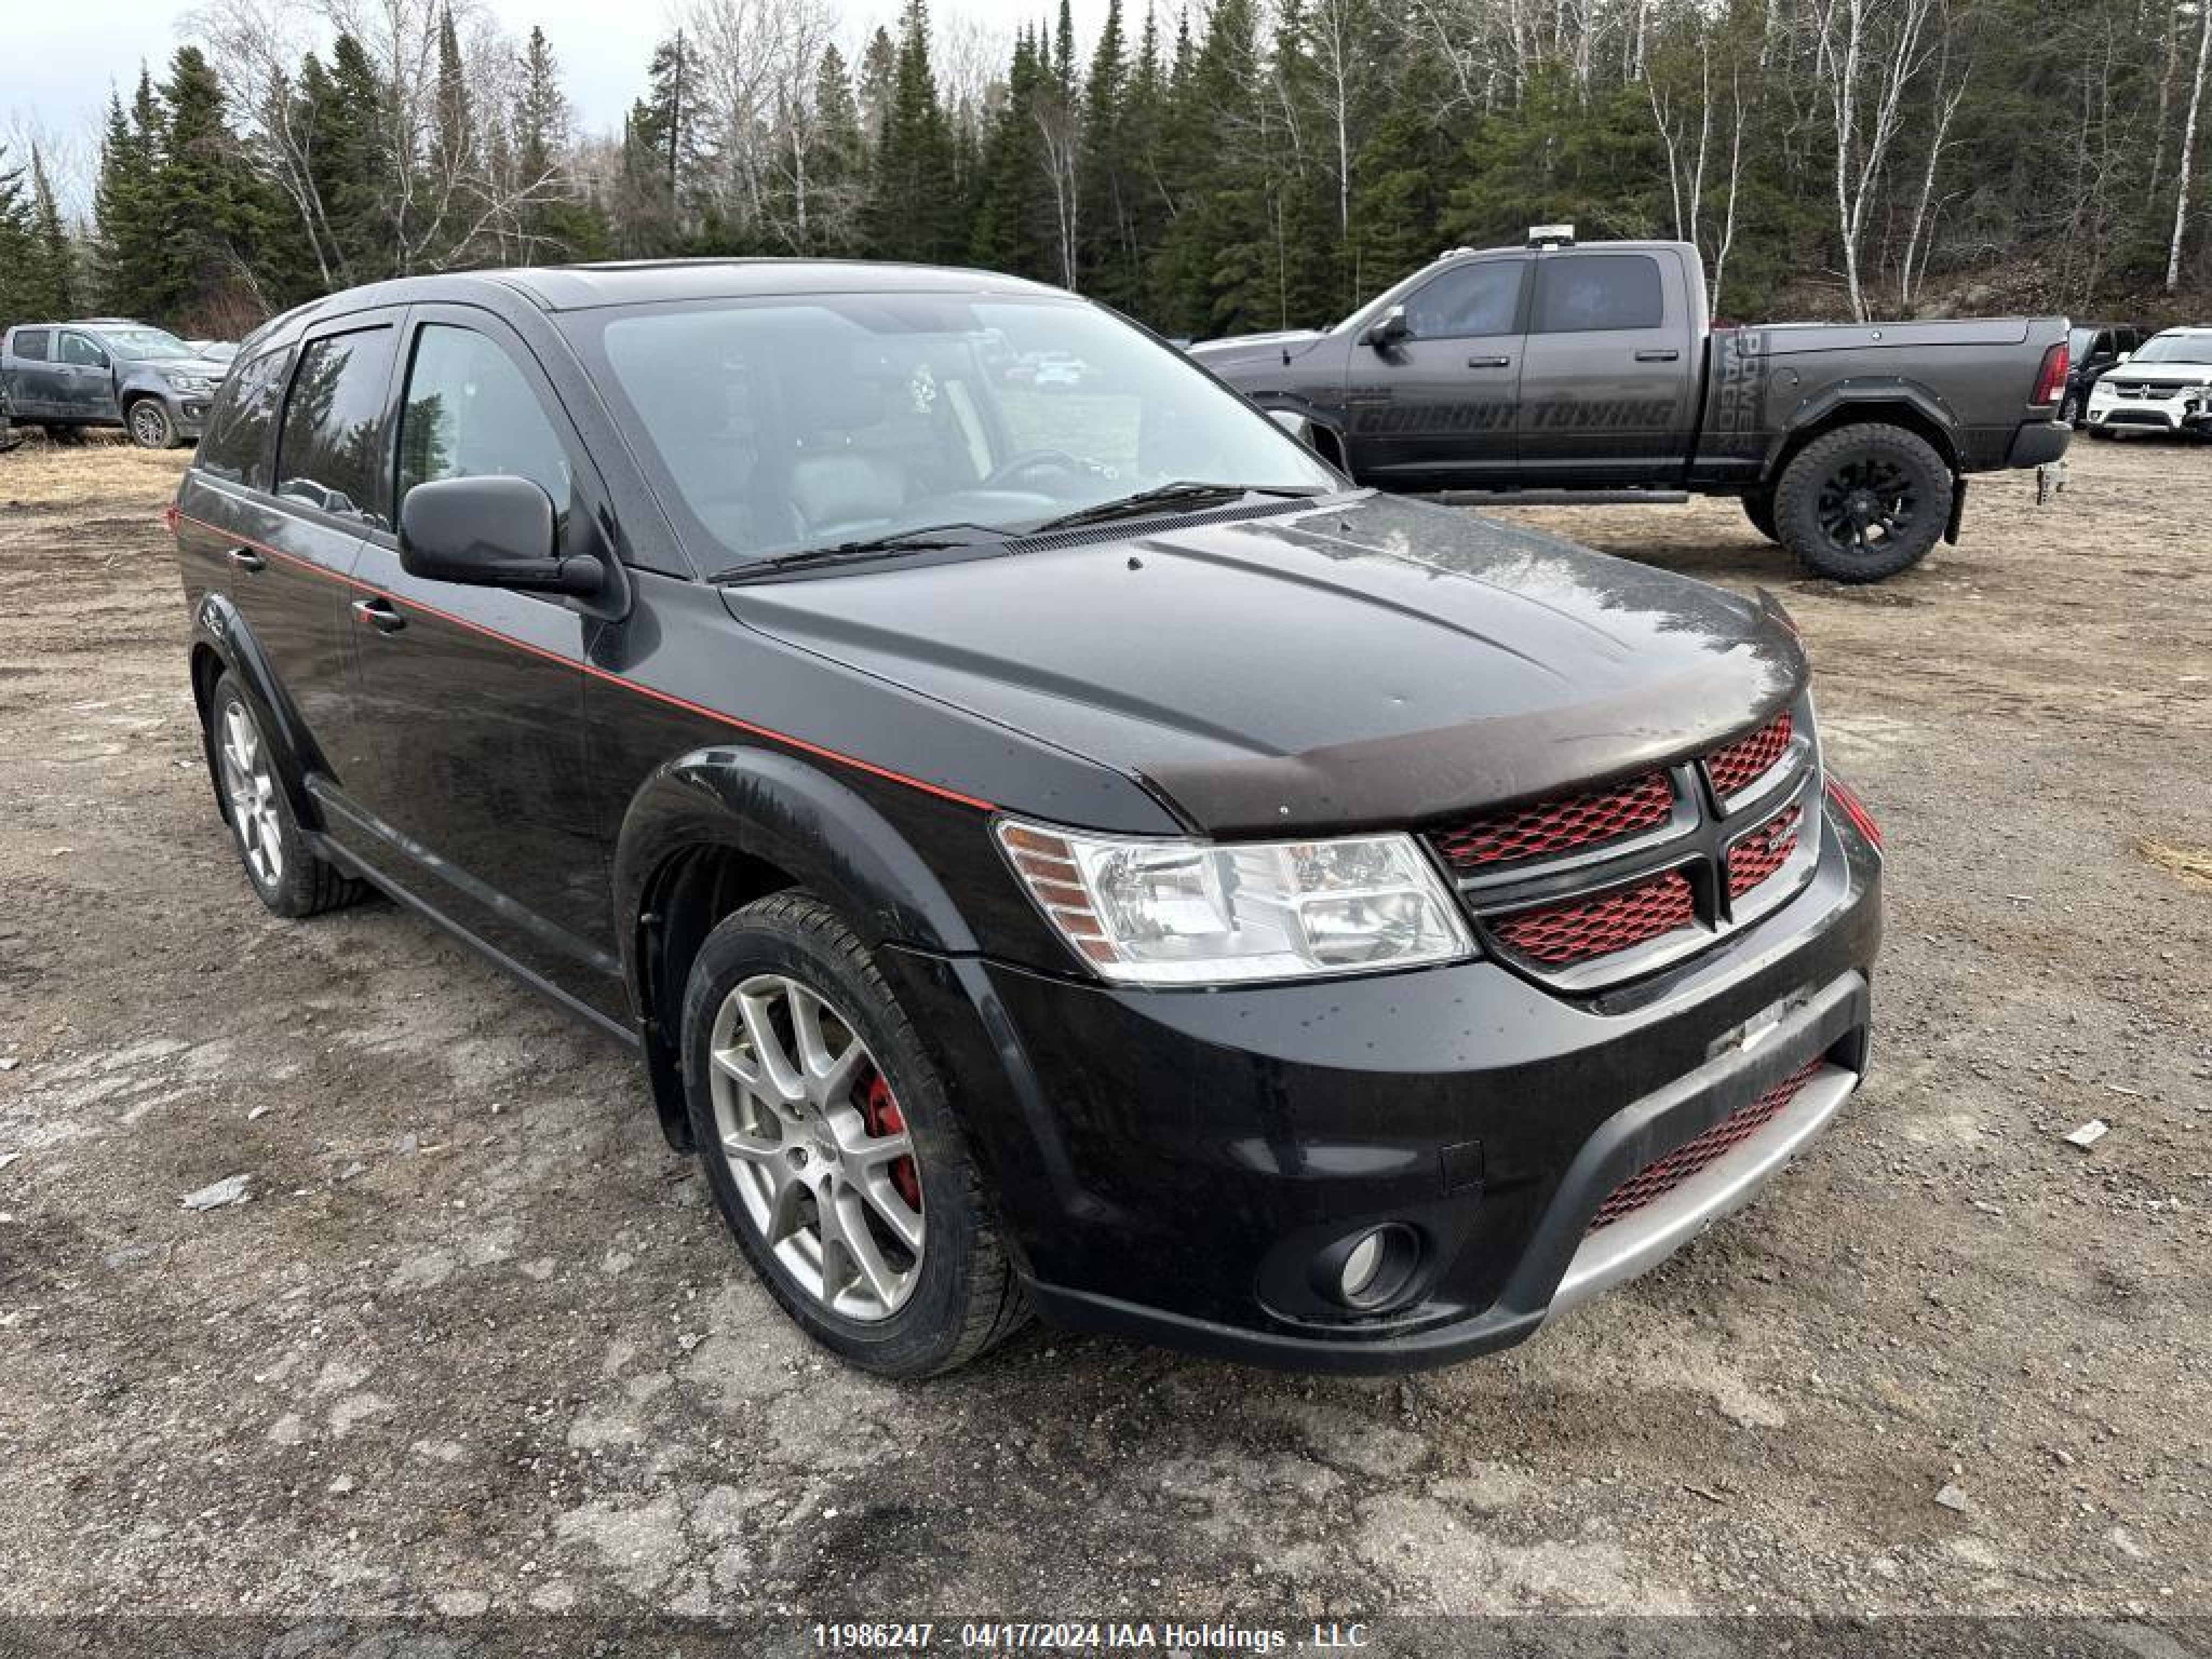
[
  {"left": 2116, "top": 351, "right": 2132, "bottom": 365},
  {"left": 1365, "top": 306, "right": 1410, "bottom": 349}
]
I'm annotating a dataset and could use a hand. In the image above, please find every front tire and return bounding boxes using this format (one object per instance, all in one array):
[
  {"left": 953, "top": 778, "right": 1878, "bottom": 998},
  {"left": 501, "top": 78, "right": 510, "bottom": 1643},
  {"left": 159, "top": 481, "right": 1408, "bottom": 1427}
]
[
  {"left": 682, "top": 892, "right": 1026, "bottom": 1377},
  {"left": 1742, "top": 490, "right": 1779, "bottom": 543},
  {"left": 126, "top": 399, "right": 178, "bottom": 449},
  {"left": 1774, "top": 422, "right": 1952, "bottom": 583},
  {"left": 2060, "top": 392, "right": 2082, "bottom": 427},
  {"left": 206, "top": 674, "right": 365, "bottom": 917}
]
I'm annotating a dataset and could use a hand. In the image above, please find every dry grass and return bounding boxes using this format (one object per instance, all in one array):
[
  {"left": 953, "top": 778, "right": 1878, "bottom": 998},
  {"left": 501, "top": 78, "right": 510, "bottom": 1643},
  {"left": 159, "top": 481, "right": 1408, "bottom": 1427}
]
[
  {"left": 1, "top": 433, "right": 191, "bottom": 511},
  {"left": 2137, "top": 835, "right": 2212, "bottom": 892}
]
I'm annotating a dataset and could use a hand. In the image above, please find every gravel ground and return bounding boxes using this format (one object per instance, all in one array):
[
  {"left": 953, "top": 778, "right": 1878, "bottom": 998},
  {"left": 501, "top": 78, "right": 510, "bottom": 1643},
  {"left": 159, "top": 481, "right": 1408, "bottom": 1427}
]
[{"left": 0, "top": 433, "right": 2206, "bottom": 1628}]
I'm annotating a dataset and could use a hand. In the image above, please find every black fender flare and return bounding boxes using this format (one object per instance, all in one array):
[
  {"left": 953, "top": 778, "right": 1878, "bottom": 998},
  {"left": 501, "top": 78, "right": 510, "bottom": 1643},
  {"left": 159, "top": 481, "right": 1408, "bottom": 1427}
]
[
  {"left": 187, "top": 591, "right": 328, "bottom": 832},
  {"left": 1762, "top": 381, "right": 1965, "bottom": 482},
  {"left": 612, "top": 745, "right": 987, "bottom": 1152}
]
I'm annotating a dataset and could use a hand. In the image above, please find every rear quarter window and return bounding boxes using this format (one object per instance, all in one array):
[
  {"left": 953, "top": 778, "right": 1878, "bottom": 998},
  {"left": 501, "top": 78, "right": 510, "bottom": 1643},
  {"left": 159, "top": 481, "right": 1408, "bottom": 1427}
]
[{"left": 196, "top": 346, "right": 293, "bottom": 488}]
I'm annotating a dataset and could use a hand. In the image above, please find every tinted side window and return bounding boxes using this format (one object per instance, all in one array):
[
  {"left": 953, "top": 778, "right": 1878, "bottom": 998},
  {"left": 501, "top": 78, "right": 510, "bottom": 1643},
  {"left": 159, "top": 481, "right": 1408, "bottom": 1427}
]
[
  {"left": 276, "top": 327, "right": 397, "bottom": 526},
  {"left": 1534, "top": 255, "right": 1665, "bottom": 333},
  {"left": 59, "top": 332, "right": 108, "bottom": 367},
  {"left": 13, "top": 329, "right": 51, "bottom": 362},
  {"left": 396, "top": 325, "right": 572, "bottom": 516},
  {"left": 197, "top": 346, "right": 293, "bottom": 488},
  {"left": 1405, "top": 262, "right": 1523, "bottom": 340}
]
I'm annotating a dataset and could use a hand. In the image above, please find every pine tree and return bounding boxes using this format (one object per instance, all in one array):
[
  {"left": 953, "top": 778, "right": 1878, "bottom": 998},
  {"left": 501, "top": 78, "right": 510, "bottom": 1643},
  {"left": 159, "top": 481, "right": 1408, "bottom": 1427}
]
[
  {"left": 92, "top": 74, "right": 166, "bottom": 316},
  {"left": 511, "top": 26, "right": 609, "bottom": 260},
  {"left": 808, "top": 45, "right": 868, "bottom": 255},
  {"left": 863, "top": 0, "right": 962, "bottom": 262},
  {"left": 151, "top": 46, "right": 260, "bottom": 328},
  {"left": 26, "top": 147, "right": 77, "bottom": 318},
  {"left": 0, "top": 146, "right": 42, "bottom": 329},
  {"left": 970, "top": 28, "right": 1051, "bottom": 276}
]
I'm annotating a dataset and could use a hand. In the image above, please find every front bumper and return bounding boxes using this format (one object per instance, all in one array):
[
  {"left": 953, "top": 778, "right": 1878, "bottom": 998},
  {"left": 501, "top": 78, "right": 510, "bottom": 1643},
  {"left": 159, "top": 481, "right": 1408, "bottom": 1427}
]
[
  {"left": 882, "top": 798, "right": 1883, "bottom": 1373},
  {"left": 2087, "top": 390, "right": 2212, "bottom": 432}
]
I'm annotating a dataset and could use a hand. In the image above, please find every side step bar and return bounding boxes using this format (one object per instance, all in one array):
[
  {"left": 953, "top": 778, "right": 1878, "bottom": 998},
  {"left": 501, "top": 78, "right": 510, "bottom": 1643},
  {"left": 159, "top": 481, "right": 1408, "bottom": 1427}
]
[{"left": 1426, "top": 489, "right": 1692, "bottom": 507}]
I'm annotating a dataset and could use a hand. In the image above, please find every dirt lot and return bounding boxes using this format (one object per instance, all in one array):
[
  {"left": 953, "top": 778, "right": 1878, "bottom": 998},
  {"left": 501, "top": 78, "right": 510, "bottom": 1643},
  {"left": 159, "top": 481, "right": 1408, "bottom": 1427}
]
[{"left": 0, "top": 434, "right": 2206, "bottom": 1630}]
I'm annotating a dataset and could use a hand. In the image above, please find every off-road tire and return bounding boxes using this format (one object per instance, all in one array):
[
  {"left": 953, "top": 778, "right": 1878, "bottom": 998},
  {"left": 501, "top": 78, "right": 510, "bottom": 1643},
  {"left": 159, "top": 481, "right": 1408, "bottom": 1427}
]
[
  {"left": 206, "top": 673, "right": 366, "bottom": 917},
  {"left": 126, "top": 398, "right": 178, "bottom": 450},
  {"left": 682, "top": 891, "right": 1027, "bottom": 1377},
  {"left": 1774, "top": 422, "right": 1952, "bottom": 584},
  {"left": 1742, "top": 490, "right": 1779, "bottom": 543}
]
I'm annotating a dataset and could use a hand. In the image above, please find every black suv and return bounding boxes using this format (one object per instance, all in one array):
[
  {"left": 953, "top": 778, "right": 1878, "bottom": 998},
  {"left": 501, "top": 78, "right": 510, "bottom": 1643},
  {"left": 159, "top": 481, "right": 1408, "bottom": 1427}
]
[{"left": 170, "top": 261, "right": 1884, "bottom": 1377}]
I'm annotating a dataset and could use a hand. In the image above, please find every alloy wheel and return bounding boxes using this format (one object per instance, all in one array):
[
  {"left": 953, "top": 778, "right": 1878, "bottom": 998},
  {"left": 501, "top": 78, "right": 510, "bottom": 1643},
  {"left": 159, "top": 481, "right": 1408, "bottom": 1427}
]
[
  {"left": 1813, "top": 455, "right": 1919, "bottom": 556},
  {"left": 217, "top": 698, "right": 285, "bottom": 888},
  {"left": 130, "top": 404, "right": 168, "bottom": 447},
  {"left": 707, "top": 973, "right": 925, "bottom": 1321}
]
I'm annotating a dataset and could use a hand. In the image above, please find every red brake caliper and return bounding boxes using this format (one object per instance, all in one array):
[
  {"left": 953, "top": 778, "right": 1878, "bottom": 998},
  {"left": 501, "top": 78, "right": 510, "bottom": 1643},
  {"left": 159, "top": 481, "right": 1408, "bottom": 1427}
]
[{"left": 862, "top": 1073, "right": 921, "bottom": 1212}]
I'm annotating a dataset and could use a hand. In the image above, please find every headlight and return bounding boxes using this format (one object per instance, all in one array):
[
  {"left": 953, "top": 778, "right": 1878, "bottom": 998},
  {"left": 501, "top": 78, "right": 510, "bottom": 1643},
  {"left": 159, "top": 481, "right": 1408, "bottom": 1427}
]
[
  {"left": 997, "top": 818, "right": 1474, "bottom": 986},
  {"left": 166, "top": 374, "right": 214, "bottom": 394}
]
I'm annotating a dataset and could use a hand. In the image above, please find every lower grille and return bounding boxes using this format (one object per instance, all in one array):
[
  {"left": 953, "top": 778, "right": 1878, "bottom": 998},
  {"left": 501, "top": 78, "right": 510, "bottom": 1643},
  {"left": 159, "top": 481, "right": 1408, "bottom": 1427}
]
[
  {"left": 1491, "top": 869, "right": 1695, "bottom": 967},
  {"left": 1586, "top": 1059, "right": 1824, "bottom": 1233}
]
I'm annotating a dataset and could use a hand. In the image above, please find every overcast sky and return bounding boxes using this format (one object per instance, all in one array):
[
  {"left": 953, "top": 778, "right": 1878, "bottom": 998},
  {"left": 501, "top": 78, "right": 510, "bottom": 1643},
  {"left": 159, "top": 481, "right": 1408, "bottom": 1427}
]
[{"left": 9, "top": 0, "right": 1110, "bottom": 211}]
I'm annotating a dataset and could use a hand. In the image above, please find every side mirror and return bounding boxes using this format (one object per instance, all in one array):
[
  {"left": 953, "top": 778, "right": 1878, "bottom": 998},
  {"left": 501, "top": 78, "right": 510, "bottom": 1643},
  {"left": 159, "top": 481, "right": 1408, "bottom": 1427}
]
[
  {"left": 1364, "top": 305, "right": 1411, "bottom": 349},
  {"left": 2116, "top": 351, "right": 2132, "bottom": 365},
  {"left": 398, "top": 475, "right": 603, "bottom": 596}
]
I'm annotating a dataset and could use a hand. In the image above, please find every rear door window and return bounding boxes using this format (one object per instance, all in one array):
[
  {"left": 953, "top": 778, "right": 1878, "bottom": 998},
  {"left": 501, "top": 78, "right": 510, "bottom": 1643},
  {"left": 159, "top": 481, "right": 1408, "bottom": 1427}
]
[
  {"left": 275, "top": 326, "right": 398, "bottom": 527},
  {"left": 12, "top": 329, "right": 51, "bottom": 362},
  {"left": 197, "top": 346, "right": 293, "bottom": 489},
  {"left": 1533, "top": 255, "right": 1666, "bottom": 333}
]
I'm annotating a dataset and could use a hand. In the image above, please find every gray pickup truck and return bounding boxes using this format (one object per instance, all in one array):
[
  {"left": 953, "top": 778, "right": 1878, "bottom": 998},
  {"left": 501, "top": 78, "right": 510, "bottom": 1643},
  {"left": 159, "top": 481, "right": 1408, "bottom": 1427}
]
[
  {"left": 0, "top": 319, "right": 232, "bottom": 450},
  {"left": 1188, "top": 231, "right": 2073, "bottom": 581}
]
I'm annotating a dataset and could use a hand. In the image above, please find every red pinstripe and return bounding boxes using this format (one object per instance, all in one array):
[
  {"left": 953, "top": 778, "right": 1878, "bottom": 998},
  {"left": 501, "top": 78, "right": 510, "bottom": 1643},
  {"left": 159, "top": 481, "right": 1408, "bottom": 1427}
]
[{"left": 176, "top": 512, "right": 997, "bottom": 813}]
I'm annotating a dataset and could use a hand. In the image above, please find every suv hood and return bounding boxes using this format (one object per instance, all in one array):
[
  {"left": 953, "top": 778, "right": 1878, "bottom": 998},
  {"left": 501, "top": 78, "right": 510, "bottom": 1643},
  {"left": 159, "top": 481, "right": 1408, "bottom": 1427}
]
[
  {"left": 725, "top": 493, "right": 1805, "bottom": 836},
  {"left": 2100, "top": 362, "right": 2212, "bottom": 386}
]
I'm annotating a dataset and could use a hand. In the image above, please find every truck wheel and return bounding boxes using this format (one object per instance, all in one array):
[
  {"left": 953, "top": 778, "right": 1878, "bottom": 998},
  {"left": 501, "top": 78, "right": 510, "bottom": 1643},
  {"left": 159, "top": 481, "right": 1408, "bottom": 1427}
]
[
  {"left": 1742, "top": 491, "right": 1779, "bottom": 543},
  {"left": 126, "top": 399, "right": 178, "bottom": 449},
  {"left": 2059, "top": 392, "right": 2082, "bottom": 426},
  {"left": 681, "top": 891, "right": 1028, "bottom": 1378},
  {"left": 1774, "top": 423, "right": 1952, "bottom": 583}
]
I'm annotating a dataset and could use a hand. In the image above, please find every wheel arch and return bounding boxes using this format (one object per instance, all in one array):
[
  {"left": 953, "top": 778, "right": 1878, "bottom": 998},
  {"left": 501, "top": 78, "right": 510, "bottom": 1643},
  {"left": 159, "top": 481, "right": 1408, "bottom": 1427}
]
[
  {"left": 1763, "top": 390, "right": 1963, "bottom": 484},
  {"left": 615, "top": 746, "right": 984, "bottom": 1152},
  {"left": 188, "top": 598, "right": 324, "bottom": 831}
]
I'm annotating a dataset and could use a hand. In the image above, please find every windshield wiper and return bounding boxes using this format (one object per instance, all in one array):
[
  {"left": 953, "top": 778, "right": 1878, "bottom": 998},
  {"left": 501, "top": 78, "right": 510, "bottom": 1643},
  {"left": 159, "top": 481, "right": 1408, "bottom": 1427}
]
[
  {"left": 709, "top": 524, "right": 1007, "bottom": 584},
  {"left": 1030, "top": 481, "right": 1327, "bottom": 534}
]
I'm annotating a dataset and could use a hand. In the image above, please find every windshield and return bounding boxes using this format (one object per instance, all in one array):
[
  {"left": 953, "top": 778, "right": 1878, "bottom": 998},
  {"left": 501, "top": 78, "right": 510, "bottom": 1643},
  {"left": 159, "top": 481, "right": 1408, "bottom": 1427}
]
[
  {"left": 2133, "top": 334, "right": 2212, "bottom": 366},
  {"left": 100, "top": 326, "right": 196, "bottom": 361},
  {"left": 582, "top": 293, "right": 1339, "bottom": 569}
]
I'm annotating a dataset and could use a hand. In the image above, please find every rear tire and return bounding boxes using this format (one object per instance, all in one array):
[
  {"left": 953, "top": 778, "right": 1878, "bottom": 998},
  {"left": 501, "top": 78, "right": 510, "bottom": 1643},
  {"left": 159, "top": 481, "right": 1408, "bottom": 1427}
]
[
  {"left": 2059, "top": 392, "right": 2082, "bottom": 427},
  {"left": 206, "top": 673, "right": 366, "bottom": 917},
  {"left": 682, "top": 891, "right": 1026, "bottom": 1377},
  {"left": 126, "top": 399, "right": 178, "bottom": 450},
  {"left": 1742, "top": 491, "right": 1779, "bottom": 543},
  {"left": 1774, "top": 422, "right": 1952, "bottom": 584}
]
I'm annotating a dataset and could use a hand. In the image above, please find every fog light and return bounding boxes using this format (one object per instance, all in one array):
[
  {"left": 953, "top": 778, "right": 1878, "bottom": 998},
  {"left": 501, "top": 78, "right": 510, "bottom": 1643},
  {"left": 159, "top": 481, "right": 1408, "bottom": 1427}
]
[
  {"left": 1316, "top": 1223, "right": 1419, "bottom": 1310},
  {"left": 1341, "top": 1231, "right": 1387, "bottom": 1301}
]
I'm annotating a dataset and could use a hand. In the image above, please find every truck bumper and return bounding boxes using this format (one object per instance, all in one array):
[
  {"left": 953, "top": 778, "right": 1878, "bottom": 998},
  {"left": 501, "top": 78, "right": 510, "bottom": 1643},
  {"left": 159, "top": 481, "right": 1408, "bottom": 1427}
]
[{"left": 2006, "top": 420, "right": 2072, "bottom": 467}]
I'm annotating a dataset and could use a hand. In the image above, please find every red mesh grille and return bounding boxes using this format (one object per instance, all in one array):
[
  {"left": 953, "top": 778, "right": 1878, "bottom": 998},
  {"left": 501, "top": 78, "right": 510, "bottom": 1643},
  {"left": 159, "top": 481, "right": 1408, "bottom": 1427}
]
[
  {"left": 1429, "top": 772, "right": 1673, "bottom": 872},
  {"left": 1490, "top": 870, "right": 1695, "bottom": 967},
  {"left": 1706, "top": 711, "right": 1794, "bottom": 798},
  {"left": 1728, "top": 802, "right": 1803, "bottom": 898},
  {"left": 1587, "top": 1058, "right": 1825, "bottom": 1232}
]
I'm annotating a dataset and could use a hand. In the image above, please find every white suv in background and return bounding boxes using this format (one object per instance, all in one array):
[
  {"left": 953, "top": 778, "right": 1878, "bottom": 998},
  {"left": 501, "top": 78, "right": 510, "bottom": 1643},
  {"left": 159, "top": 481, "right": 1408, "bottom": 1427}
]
[{"left": 2085, "top": 326, "right": 2212, "bottom": 439}]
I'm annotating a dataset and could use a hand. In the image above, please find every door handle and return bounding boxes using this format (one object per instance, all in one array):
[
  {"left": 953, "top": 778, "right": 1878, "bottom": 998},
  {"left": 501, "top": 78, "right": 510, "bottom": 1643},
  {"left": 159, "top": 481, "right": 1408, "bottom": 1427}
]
[
  {"left": 350, "top": 597, "right": 406, "bottom": 636},
  {"left": 1635, "top": 348, "right": 1681, "bottom": 362},
  {"left": 1467, "top": 354, "right": 1513, "bottom": 368},
  {"left": 226, "top": 548, "right": 266, "bottom": 572}
]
